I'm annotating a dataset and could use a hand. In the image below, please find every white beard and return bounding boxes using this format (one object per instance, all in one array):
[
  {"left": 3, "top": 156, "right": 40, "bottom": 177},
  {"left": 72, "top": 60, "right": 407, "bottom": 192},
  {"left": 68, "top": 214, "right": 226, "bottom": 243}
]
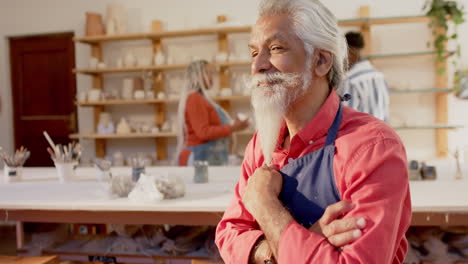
[{"left": 247, "top": 71, "right": 311, "bottom": 165}]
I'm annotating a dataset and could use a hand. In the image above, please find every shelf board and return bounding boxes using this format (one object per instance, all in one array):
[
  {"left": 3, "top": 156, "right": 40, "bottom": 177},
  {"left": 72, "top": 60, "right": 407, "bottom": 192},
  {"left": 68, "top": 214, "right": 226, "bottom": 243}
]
[
  {"left": 339, "top": 15, "right": 429, "bottom": 27},
  {"left": 389, "top": 88, "right": 454, "bottom": 94},
  {"left": 367, "top": 51, "right": 454, "bottom": 60},
  {"left": 78, "top": 98, "right": 178, "bottom": 106},
  {"left": 392, "top": 124, "right": 463, "bottom": 130},
  {"left": 74, "top": 61, "right": 250, "bottom": 75},
  {"left": 74, "top": 16, "right": 428, "bottom": 44},
  {"left": 74, "top": 25, "right": 252, "bottom": 44},
  {"left": 214, "top": 95, "right": 250, "bottom": 101},
  {"left": 218, "top": 61, "right": 251, "bottom": 67},
  {"left": 73, "top": 64, "right": 187, "bottom": 75},
  {"left": 77, "top": 96, "right": 249, "bottom": 106},
  {"left": 69, "top": 133, "right": 177, "bottom": 139}
]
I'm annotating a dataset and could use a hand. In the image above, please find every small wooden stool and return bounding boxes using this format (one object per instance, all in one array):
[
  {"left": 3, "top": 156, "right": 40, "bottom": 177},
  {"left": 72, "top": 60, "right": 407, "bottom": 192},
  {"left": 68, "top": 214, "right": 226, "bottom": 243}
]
[{"left": 0, "top": 256, "right": 59, "bottom": 264}]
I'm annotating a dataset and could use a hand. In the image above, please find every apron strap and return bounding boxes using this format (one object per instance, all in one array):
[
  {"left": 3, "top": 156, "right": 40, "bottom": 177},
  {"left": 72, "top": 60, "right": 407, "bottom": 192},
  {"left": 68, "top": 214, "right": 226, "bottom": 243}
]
[{"left": 325, "top": 103, "right": 343, "bottom": 146}]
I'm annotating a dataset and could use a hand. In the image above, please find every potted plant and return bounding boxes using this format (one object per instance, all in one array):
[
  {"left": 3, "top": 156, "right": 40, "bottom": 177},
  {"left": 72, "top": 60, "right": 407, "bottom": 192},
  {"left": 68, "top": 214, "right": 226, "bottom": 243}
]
[{"left": 424, "top": 0, "right": 465, "bottom": 66}]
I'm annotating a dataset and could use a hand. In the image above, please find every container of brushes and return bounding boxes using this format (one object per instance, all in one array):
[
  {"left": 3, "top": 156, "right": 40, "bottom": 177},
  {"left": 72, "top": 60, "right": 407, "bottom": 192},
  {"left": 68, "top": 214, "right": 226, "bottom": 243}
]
[
  {"left": 54, "top": 162, "right": 78, "bottom": 183},
  {"left": 3, "top": 165, "right": 23, "bottom": 183}
]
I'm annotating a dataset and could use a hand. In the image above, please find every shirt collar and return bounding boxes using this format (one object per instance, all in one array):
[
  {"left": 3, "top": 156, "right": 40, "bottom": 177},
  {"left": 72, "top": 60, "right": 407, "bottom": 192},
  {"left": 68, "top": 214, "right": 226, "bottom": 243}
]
[
  {"left": 348, "top": 59, "right": 372, "bottom": 76},
  {"left": 275, "top": 89, "right": 340, "bottom": 152},
  {"left": 295, "top": 89, "right": 340, "bottom": 145}
]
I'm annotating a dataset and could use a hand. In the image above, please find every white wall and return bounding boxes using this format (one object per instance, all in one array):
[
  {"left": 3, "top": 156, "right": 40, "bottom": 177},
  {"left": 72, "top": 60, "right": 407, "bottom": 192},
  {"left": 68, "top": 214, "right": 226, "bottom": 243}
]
[{"left": 1, "top": 0, "right": 467, "bottom": 165}]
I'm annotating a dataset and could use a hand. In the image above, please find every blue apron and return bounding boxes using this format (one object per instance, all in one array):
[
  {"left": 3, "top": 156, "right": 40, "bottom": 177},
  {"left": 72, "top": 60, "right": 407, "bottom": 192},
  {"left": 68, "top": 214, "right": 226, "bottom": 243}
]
[
  {"left": 187, "top": 106, "right": 230, "bottom": 166},
  {"left": 278, "top": 104, "right": 342, "bottom": 228}
]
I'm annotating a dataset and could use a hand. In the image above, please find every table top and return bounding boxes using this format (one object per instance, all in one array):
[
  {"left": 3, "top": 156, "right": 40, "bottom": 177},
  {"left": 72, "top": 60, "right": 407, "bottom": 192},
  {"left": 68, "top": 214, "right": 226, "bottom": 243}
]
[{"left": 1, "top": 166, "right": 467, "bottom": 213}]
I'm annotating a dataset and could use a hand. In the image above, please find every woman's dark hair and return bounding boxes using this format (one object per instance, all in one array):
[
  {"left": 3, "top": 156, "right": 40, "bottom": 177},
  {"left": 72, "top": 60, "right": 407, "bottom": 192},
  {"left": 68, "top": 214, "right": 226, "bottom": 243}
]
[{"left": 345, "top": 31, "right": 365, "bottom": 50}]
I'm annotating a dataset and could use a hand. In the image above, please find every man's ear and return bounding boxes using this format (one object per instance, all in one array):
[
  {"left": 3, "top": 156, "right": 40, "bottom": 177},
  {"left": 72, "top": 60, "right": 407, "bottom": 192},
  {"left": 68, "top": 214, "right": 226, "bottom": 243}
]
[{"left": 313, "top": 49, "right": 333, "bottom": 78}]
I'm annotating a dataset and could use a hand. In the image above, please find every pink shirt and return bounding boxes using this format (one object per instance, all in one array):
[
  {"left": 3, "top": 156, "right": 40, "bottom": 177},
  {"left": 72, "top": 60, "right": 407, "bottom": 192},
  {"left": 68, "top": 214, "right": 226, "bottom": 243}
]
[{"left": 215, "top": 90, "right": 412, "bottom": 264}]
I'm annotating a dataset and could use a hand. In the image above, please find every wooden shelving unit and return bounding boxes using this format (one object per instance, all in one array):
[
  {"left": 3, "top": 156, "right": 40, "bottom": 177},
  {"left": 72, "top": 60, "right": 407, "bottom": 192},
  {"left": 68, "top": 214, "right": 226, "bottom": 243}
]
[
  {"left": 73, "top": 16, "right": 253, "bottom": 160},
  {"left": 354, "top": 6, "right": 453, "bottom": 157},
  {"left": 72, "top": 10, "right": 455, "bottom": 160},
  {"left": 73, "top": 16, "right": 430, "bottom": 45}
]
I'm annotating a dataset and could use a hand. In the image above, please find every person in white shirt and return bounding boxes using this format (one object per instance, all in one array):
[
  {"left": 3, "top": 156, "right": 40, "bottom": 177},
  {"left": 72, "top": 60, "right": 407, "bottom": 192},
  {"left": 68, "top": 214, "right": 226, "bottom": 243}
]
[{"left": 340, "top": 31, "right": 390, "bottom": 122}]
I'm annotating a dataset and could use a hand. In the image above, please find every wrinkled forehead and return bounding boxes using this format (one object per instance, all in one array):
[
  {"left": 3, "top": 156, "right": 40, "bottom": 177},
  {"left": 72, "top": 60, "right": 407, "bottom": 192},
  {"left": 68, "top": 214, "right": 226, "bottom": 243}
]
[{"left": 249, "top": 14, "right": 297, "bottom": 45}]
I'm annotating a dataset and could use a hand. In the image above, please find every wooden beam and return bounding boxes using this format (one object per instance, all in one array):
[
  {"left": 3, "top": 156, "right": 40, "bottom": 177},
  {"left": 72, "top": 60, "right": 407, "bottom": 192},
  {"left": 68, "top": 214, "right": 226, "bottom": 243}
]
[
  {"left": 93, "top": 106, "right": 106, "bottom": 158},
  {"left": 217, "top": 15, "right": 231, "bottom": 113},
  {"left": 90, "top": 44, "right": 105, "bottom": 158},
  {"left": 151, "top": 23, "right": 168, "bottom": 161},
  {"left": 155, "top": 138, "right": 168, "bottom": 161},
  {"left": 434, "top": 26, "right": 449, "bottom": 158},
  {"left": 3, "top": 209, "right": 223, "bottom": 226},
  {"left": 90, "top": 44, "right": 103, "bottom": 88},
  {"left": 359, "top": 6, "right": 372, "bottom": 57}
]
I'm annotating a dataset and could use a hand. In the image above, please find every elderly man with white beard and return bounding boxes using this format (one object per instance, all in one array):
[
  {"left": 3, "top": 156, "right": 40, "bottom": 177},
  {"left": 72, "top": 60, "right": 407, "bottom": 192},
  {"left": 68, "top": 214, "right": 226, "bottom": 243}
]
[{"left": 215, "top": 0, "right": 411, "bottom": 263}]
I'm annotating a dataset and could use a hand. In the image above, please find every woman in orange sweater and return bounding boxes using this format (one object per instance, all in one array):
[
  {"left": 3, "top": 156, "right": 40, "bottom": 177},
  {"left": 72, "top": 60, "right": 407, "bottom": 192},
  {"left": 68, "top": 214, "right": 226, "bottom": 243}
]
[{"left": 176, "top": 60, "right": 249, "bottom": 166}]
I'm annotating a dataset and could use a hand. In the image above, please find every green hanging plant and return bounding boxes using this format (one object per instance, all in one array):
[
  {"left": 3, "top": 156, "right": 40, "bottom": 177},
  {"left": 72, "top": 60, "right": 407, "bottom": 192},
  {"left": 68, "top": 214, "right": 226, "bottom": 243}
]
[{"left": 424, "top": 0, "right": 465, "bottom": 65}]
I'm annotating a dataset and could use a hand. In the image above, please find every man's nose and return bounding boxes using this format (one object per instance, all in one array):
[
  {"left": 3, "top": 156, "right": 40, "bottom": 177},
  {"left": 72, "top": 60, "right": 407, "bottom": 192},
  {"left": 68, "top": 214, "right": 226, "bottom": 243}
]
[{"left": 251, "top": 51, "right": 272, "bottom": 75}]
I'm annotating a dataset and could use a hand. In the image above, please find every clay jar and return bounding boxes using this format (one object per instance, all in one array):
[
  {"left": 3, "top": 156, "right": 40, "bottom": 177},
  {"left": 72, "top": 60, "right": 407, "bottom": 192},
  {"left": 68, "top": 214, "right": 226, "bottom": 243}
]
[{"left": 86, "top": 12, "right": 105, "bottom": 36}]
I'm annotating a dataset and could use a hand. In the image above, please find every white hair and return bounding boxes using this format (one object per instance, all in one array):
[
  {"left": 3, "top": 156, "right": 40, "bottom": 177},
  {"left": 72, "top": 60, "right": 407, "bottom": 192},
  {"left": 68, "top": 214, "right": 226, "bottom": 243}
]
[
  {"left": 258, "top": 0, "right": 348, "bottom": 88},
  {"left": 174, "top": 60, "right": 234, "bottom": 164}
]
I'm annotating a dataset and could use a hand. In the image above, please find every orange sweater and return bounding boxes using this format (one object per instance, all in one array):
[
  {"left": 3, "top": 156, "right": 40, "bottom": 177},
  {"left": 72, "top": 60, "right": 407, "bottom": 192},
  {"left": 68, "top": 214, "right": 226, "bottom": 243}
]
[{"left": 184, "top": 92, "right": 231, "bottom": 146}]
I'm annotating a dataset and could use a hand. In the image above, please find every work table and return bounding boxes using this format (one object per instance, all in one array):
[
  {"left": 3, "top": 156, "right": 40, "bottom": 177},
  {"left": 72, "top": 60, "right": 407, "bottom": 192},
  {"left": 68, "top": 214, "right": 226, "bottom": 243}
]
[{"left": 1, "top": 166, "right": 468, "bottom": 250}]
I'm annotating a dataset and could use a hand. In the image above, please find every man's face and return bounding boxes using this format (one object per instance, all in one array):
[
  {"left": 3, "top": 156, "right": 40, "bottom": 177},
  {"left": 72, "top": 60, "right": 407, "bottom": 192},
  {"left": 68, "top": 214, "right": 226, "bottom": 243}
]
[
  {"left": 246, "top": 14, "right": 312, "bottom": 165},
  {"left": 249, "top": 13, "right": 307, "bottom": 81}
]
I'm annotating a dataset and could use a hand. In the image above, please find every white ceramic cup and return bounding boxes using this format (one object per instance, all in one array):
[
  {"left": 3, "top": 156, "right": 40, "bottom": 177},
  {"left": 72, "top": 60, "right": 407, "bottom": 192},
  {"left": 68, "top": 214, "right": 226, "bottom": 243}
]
[
  {"left": 77, "top": 92, "right": 87, "bottom": 102},
  {"left": 134, "top": 90, "right": 145, "bottom": 100},
  {"left": 116, "top": 58, "right": 124, "bottom": 68},
  {"left": 54, "top": 162, "right": 77, "bottom": 183},
  {"left": 87, "top": 89, "right": 102, "bottom": 101},
  {"left": 3, "top": 166, "right": 22, "bottom": 183},
  {"left": 146, "top": 91, "right": 155, "bottom": 99},
  {"left": 157, "top": 92, "right": 166, "bottom": 99},
  {"left": 97, "top": 62, "right": 106, "bottom": 69},
  {"left": 89, "top": 57, "right": 99, "bottom": 69},
  {"left": 137, "top": 57, "right": 152, "bottom": 67}
]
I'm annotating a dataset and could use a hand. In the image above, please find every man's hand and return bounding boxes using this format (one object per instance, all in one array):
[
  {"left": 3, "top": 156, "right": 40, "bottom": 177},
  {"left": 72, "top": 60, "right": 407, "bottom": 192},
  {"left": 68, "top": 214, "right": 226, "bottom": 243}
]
[
  {"left": 242, "top": 165, "right": 282, "bottom": 217},
  {"left": 250, "top": 238, "right": 276, "bottom": 264},
  {"left": 309, "top": 201, "right": 367, "bottom": 248}
]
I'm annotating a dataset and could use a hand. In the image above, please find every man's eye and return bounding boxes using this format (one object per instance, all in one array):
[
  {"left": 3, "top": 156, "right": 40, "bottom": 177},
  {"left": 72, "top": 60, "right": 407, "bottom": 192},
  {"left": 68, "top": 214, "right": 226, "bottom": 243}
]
[
  {"left": 271, "top": 46, "right": 283, "bottom": 52},
  {"left": 251, "top": 51, "right": 258, "bottom": 58}
]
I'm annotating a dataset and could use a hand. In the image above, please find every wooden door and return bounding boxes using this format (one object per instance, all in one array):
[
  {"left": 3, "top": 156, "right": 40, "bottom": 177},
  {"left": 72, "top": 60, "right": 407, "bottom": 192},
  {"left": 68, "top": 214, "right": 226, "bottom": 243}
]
[{"left": 10, "top": 32, "right": 77, "bottom": 167}]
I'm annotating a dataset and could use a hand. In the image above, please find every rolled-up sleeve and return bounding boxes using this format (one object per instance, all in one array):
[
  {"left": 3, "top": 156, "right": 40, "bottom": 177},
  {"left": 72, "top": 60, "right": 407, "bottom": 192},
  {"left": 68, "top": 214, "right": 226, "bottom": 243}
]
[
  {"left": 277, "top": 138, "right": 412, "bottom": 264},
  {"left": 215, "top": 138, "right": 264, "bottom": 264}
]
